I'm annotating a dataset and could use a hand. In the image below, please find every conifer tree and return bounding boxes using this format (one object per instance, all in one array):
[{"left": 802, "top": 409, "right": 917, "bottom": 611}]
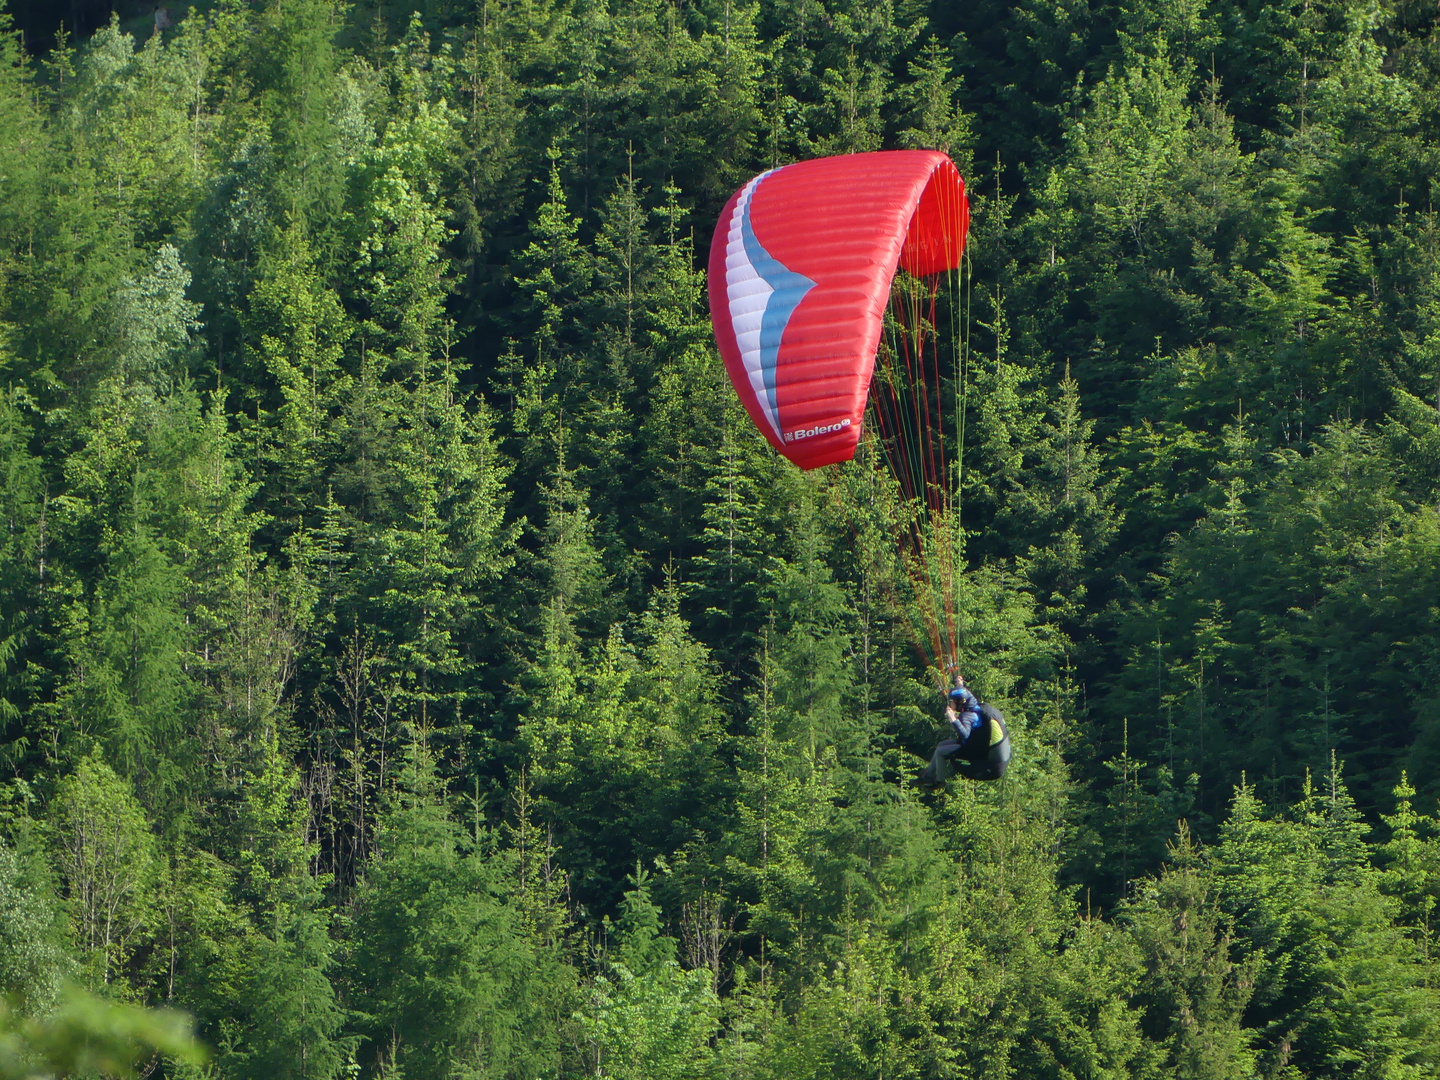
[
  {"left": 241, "top": 227, "right": 350, "bottom": 529},
  {"left": 1378, "top": 772, "right": 1440, "bottom": 956},
  {"left": 634, "top": 187, "right": 729, "bottom": 570},
  {"left": 897, "top": 37, "right": 974, "bottom": 164},
  {"left": 349, "top": 738, "right": 573, "bottom": 1080},
  {"left": 0, "top": 387, "right": 40, "bottom": 759},
  {"left": 580, "top": 870, "right": 718, "bottom": 1080},
  {"left": 1216, "top": 772, "right": 1440, "bottom": 1077},
  {"left": 507, "top": 151, "right": 595, "bottom": 495},
  {"left": 255, "top": 0, "right": 345, "bottom": 232},
  {"left": 224, "top": 733, "right": 350, "bottom": 1080},
  {"left": 0, "top": 12, "right": 41, "bottom": 273},
  {"left": 1122, "top": 824, "right": 1256, "bottom": 1080}
]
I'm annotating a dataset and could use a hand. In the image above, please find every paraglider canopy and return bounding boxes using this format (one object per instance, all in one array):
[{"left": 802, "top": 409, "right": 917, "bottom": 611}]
[{"left": 708, "top": 151, "right": 969, "bottom": 470}]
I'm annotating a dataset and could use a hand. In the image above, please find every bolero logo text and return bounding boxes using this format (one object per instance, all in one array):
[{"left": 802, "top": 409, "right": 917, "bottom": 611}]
[{"left": 784, "top": 417, "right": 852, "bottom": 443}]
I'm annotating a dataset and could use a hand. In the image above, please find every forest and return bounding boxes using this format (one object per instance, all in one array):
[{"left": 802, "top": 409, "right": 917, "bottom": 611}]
[{"left": 1, "top": 0, "right": 1440, "bottom": 1076}]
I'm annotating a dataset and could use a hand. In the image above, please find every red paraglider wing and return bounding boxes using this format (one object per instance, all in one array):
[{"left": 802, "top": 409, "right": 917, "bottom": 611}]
[{"left": 708, "top": 151, "right": 969, "bottom": 470}]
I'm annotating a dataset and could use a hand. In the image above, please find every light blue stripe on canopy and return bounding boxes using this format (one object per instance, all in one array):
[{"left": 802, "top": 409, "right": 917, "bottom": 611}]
[{"left": 739, "top": 189, "right": 816, "bottom": 426}]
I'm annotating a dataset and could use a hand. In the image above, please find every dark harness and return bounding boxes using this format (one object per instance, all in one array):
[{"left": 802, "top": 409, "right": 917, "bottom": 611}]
[
  {"left": 950, "top": 703, "right": 1010, "bottom": 781},
  {"left": 923, "top": 702, "right": 1011, "bottom": 784}
]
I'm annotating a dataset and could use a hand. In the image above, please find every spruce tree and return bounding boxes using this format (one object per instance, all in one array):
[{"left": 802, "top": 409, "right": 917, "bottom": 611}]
[{"left": 349, "top": 738, "right": 573, "bottom": 1080}]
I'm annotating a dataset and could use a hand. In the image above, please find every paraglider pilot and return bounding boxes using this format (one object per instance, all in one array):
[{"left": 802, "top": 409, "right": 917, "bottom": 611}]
[
  {"left": 946, "top": 673, "right": 984, "bottom": 744},
  {"left": 918, "top": 668, "right": 1011, "bottom": 785}
]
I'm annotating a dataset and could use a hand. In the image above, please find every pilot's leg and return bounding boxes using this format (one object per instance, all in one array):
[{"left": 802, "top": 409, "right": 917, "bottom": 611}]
[{"left": 921, "top": 737, "right": 964, "bottom": 785}]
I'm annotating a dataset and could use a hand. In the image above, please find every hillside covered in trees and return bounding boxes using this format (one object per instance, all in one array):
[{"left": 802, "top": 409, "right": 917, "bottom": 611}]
[{"left": 2, "top": 0, "right": 1440, "bottom": 1076}]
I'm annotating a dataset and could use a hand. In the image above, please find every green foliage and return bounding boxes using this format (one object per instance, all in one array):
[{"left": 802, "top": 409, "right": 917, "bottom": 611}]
[
  {"left": 0, "top": 384, "right": 40, "bottom": 756},
  {"left": 578, "top": 960, "right": 718, "bottom": 1080},
  {"left": 49, "top": 754, "right": 158, "bottom": 990},
  {"left": 0, "top": 986, "right": 204, "bottom": 1080},
  {"left": 579, "top": 871, "right": 718, "bottom": 1080},
  {"left": 349, "top": 742, "right": 574, "bottom": 1079},
  {"left": 1378, "top": 772, "right": 1440, "bottom": 952},
  {"left": 1215, "top": 768, "right": 1440, "bottom": 1077},
  {"left": 222, "top": 733, "right": 351, "bottom": 1080},
  {"left": 1, "top": 2, "right": 1440, "bottom": 1077},
  {"left": 1122, "top": 825, "right": 1256, "bottom": 1080},
  {"left": 0, "top": 838, "right": 70, "bottom": 1016}
]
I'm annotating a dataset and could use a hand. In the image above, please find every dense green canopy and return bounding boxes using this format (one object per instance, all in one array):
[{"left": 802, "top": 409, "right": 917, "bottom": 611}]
[{"left": 1, "top": 1, "right": 1440, "bottom": 1077}]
